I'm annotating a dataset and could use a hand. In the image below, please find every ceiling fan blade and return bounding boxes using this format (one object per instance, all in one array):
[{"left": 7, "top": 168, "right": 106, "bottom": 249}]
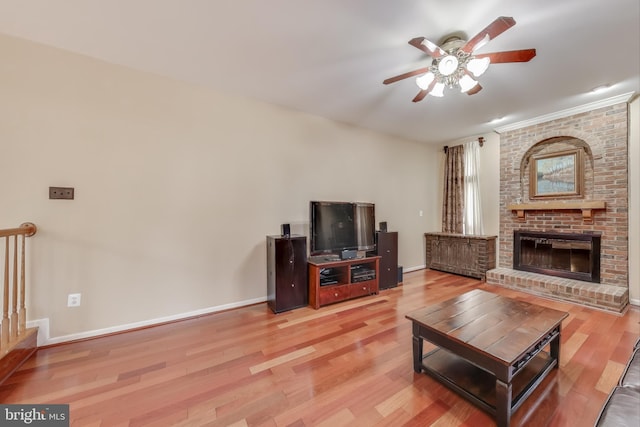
[
  {"left": 412, "top": 79, "right": 437, "bottom": 102},
  {"left": 409, "top": 37, "right": 446, "bottom": 58},
  {"left": 475, "top": 49, "right": 536, "bottom": 63},
  {"left": 461, "top": 16, "right": 516, "bottom": 53},
  {"left": 383, "top": 67, "right": 430, "bottom": 85},
  {"left": 412, "top": 90, "right": 429, "bottom": 103},
  {"left": 466, "top": 84, "right": 482, "bottom": 95}
]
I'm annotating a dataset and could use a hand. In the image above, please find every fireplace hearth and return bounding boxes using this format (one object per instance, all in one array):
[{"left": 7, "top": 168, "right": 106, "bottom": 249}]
[{"left": 513, "top": 230, "right": 601, "bottom": 283}]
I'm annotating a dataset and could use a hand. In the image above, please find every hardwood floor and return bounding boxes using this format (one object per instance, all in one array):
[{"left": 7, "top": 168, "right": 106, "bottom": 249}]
[{"left": 1, "top": 269, "right": 639, "bottom": 426}]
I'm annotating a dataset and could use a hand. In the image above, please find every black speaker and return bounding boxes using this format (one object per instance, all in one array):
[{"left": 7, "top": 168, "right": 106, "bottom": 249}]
[
  {"left": 379, "top": 221, "right": 387, "bottom": 232},
  {"left": 281, "top": 223, "right": 290, "bottom": 237},
  {"left": 398, "top": 266, "right": 403, "bottom": 284}
]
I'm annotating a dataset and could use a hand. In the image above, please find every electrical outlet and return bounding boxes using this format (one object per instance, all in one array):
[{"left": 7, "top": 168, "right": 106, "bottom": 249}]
[
  {"left": 67, "top": 293, "right": 81, "bottom": 307},
  {"left": 50, "top": 186, "right": 74, "bottom": 200}
]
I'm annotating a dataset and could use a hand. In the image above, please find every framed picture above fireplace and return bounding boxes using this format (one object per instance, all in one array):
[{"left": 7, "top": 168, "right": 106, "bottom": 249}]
[{"left": 530, "top": 148, "right": 583, "bottom": 199}]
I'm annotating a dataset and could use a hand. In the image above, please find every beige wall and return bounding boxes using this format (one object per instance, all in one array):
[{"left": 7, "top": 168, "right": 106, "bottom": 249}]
[{"left": 0, "top": 34, "right": 441, "bottom": 341}]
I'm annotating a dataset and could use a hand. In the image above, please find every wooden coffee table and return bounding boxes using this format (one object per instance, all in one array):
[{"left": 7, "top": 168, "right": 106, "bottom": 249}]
[{"left": 405, "top": 289, "right": 568, "bottom": 427}]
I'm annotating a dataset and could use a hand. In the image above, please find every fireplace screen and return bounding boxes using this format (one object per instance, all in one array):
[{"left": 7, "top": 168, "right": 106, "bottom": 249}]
[{"left": 513, "top": 230, "right": 601, "bottom": 283}]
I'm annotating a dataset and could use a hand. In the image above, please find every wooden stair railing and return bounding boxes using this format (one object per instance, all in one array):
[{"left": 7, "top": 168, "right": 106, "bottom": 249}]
[{"left": 0, "top": 222, "right": 38, "bottom": 384}]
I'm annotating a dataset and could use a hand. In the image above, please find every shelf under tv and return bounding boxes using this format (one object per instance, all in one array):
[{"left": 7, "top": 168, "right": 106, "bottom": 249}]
[{"left": 308, "top": 256, "right": 380, "bottom": 309}]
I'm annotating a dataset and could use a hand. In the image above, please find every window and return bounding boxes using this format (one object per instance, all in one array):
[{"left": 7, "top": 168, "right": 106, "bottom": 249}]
[{"left": 463, "top": 140, "right": 484, "bottom": 235}]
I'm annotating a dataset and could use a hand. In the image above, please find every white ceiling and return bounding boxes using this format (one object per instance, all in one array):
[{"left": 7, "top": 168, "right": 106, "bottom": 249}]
[{"left": 1, "top": 0, "right": 638, "bottom": 145}]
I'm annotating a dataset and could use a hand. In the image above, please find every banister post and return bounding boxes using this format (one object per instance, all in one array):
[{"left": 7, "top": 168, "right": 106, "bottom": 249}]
[
  {"left": 20, "top": 222, "right": 37, "bottom": 237},
  {"left": 18, "top": 223, "right": 36, "bottom": 337}
]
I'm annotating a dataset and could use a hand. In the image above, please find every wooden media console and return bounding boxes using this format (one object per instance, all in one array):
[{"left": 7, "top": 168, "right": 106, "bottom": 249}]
[{"left": 308, "top": 256, "right": 380, "bottom": 309}]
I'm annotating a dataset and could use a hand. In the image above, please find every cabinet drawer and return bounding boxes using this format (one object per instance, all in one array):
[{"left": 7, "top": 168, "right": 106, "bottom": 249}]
[
  {"left": 319, "top": 285, "right": 350, "bottom": 306},
  {"left": 349, "top": 282, "right": 372, "bottom": 298}
]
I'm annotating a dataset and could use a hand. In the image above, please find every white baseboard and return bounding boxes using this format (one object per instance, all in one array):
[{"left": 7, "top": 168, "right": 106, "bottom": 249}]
[
  {"left": 28, "top": 267, "right": 428, "bottom": 346},
  {"left": 29, "top": 296, "right": 267, "bottom": 346},
  {"left": 26, "top": 318, "right": 50, "bottom": 347},
  {"left": 25, "top": 288, "right": 638, "bottom": 346},
  {"left": 403, "top": 265, "right": 425, "bottom": 273}
]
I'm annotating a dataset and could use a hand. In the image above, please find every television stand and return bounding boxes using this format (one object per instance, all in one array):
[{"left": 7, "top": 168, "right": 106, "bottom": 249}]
[{"left": 308, "top": 256, "right": 380, "bottom": 309}]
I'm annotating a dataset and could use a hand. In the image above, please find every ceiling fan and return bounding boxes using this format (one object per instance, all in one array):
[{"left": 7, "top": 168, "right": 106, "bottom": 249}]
[{"left": 383, "top": 16, "right": 536, "bottom": 102}]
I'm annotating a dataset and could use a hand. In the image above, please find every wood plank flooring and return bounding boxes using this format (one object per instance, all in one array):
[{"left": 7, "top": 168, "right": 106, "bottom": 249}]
[{"left": 1, "top": 269, "right": 638, "bottom": 426}]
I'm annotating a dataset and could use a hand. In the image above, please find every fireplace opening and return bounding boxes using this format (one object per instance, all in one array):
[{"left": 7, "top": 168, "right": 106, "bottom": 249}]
[{"left": 514, "top": 230, "right": 601, "bottom": 283}]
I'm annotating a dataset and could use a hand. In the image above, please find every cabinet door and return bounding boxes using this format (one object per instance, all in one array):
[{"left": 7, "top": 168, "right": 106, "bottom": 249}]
[
  {"left": 377, "top": 232, "right": 398, "bottom": 289},
  {"left": 274, "top": 237, "right": 308, "bottom": 312}
]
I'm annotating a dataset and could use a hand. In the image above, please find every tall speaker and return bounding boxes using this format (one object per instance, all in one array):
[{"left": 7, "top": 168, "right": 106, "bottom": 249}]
[
  {"left": 376, "top": 231, "right": 398, "bottom": 289},
  {"left": 281, "top": 223, "right": 291, "bottom": 237},
  {"left": 267, "top": 235, "right": 307, "bottom": 313}
]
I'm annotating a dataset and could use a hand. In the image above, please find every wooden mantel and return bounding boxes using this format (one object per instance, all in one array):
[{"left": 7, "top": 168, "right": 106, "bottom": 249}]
[{"left": 507, "top": 200, "right": 606, "bottom": 224}]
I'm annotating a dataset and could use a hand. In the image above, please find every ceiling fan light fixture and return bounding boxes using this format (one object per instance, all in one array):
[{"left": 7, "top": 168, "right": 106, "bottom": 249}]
[
  {"left": 430, "top": 82, "right": 445, "bottom": 97},
  {"left": 467, "top": 57, "right": 491, "bottom": 77},
  {"left": 459, "top": 74, "right": 478, "bottom": 93},
  {"left": 383, "top": 16, "right": 535, "bottom": 102},
  {"left": 416, "top": 72, "right": 435, "bottom": 90},
  {"left": 438, "top": 55, "right": 459, "bottom": 76}
]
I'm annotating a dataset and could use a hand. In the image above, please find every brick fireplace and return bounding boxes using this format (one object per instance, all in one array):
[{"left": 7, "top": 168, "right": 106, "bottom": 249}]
[{"left": 486, "top": 100, "right": 630, "bottom": 312}]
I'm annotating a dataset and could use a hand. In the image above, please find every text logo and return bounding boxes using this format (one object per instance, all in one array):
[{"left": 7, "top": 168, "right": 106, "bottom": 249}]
[{"left": 0, "top": 405, "right": 69, "bottom": 426}]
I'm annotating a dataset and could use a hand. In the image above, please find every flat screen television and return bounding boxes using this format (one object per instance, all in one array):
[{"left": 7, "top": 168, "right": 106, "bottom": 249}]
[{"left": 309, "top": 201, "right": 375, "bottom": 255}]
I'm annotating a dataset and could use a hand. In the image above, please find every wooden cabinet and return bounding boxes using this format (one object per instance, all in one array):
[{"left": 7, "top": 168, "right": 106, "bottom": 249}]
[
  {"left": 308, "top": 256, "right": 380, "bottom": 309},
  {"left": 424, "top": 232, "right": 496, "bottom": 280},
  {"left": 267, "top": 235, "right": 308, "bottom": 313},
  {"left": 376, "top": 231, "right": 398, "bottom": 289}
]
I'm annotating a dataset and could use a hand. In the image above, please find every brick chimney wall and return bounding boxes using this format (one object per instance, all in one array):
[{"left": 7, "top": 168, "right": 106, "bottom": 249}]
[{"left": 498, "top": 102, "right": 629, "bottom": 289}]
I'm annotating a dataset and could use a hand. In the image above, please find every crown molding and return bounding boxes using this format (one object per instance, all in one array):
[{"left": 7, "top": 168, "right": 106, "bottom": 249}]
[{"left": 494, "top": 91, "right": 636, "bottom": 133}]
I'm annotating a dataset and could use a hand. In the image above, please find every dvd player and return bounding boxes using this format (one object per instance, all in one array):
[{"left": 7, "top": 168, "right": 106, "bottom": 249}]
[
  {"left": 352, "top": 273, "right": 375, "bottom": 283},
  {"left": 351, "top": 267, "right": 376, "bottom": 282}
]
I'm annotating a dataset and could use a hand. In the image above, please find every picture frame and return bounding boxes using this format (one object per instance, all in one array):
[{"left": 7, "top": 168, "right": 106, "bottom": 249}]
[{"left": 529, "top": 148, "right": 583, "bottom": 199}]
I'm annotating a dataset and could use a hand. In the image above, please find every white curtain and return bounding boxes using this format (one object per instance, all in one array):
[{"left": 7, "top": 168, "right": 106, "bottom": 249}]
[{"left": 463, "top": 140, "right": 484, "bottom": 235}]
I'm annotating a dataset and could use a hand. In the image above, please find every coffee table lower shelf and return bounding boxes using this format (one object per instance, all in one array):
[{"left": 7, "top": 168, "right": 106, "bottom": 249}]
[{"left": 420, "top": 347, "right": 556, "bottom": 417}]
